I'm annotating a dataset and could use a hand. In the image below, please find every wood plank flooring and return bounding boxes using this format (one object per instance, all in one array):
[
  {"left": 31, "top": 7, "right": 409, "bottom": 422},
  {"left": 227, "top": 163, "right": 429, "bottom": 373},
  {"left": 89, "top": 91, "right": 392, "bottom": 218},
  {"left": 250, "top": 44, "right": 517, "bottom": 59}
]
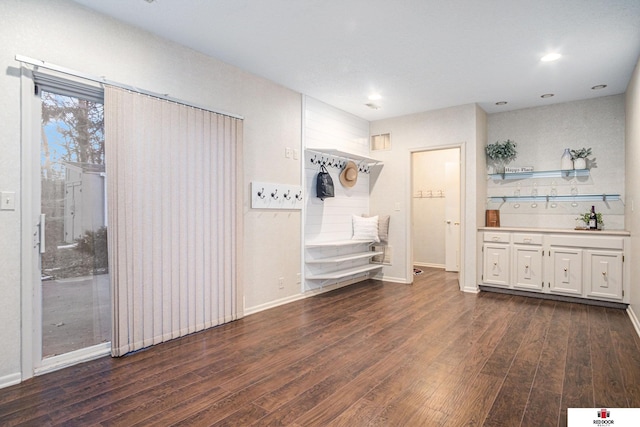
[{"left": 2, "top": 267, "right": 640, "bottom": 426}]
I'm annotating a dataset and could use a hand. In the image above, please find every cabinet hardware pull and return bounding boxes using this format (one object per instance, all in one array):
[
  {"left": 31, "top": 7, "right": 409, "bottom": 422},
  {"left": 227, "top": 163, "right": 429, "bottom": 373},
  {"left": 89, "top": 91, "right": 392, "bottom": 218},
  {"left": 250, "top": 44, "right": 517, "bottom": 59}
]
[
  {"left": 602, "top": 272, "right": 606, "bottom": 276},
  {"left": 525, "top": 265, "right": 529, "bottom": 269}
]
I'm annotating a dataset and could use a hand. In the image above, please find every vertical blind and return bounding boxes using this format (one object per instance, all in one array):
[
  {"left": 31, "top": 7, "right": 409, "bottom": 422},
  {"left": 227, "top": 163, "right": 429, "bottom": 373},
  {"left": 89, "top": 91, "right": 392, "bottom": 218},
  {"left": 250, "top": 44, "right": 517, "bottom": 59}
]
[{"left": 104, "top": 86, "right": 243, "bottom": 356}]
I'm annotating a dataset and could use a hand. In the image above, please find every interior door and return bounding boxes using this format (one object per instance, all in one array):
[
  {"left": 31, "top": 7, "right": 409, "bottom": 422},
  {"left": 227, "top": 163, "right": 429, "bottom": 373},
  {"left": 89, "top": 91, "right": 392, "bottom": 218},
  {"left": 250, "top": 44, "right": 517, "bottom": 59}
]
[{"left": 444, "top": 160, "right": 460, "bottom": 272}]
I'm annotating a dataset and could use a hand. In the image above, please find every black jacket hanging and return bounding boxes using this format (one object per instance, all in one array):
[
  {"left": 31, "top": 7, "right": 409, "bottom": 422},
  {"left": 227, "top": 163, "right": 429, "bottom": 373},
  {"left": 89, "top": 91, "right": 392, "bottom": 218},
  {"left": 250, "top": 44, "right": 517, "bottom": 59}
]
[{"left": 316, "top": 165, "right": 335, "bottom": 201}]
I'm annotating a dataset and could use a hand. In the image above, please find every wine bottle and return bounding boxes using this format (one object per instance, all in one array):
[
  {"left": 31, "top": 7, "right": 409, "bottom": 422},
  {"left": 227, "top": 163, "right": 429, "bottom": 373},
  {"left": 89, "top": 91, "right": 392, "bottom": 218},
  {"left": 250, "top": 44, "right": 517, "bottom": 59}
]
[{"left": 589, "top": 205, "right": 597, "bottom": 230}]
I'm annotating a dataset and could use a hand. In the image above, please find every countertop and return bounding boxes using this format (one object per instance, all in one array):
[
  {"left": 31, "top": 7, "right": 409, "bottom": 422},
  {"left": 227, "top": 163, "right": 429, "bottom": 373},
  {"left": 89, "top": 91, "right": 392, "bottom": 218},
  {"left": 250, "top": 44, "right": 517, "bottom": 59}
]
[{"left": 478, "top": 226, "right": 630, "bottom": 237}]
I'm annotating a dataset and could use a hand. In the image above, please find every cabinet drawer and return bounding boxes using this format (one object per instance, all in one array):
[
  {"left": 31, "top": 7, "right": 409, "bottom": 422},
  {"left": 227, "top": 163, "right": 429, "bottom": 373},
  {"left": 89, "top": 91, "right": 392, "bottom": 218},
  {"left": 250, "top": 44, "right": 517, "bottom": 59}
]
[
  {"left": 513, "top": 233, "right": 543, "bottom": 245},
  {"left": 484, "top": 232, "right": 510, "bottom": 243},
  {"left": 546, "top": 235, "right": 623, "bottom": 250}
]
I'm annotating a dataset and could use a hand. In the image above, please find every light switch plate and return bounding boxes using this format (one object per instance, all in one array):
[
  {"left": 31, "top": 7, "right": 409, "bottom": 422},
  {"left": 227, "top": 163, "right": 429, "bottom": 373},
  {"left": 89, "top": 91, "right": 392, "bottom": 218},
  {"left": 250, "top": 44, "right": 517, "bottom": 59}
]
[{"left": 1, "top": 191, "right": 16, "bottom": 210}]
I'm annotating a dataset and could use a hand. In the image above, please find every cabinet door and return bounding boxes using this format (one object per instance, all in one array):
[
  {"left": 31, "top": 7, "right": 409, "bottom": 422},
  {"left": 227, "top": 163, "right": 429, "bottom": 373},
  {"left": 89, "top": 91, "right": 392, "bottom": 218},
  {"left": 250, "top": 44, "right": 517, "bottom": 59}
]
[
  {"left": 513, "top": 245, "right": 543, "bottom": 291},
  {"left": 549, "top": 248, "right": 583, "bottom": 296},
  {"left": 483, "top": 243, "right": 510, "bottom": 287},
  {"left": 585, "top": 250, "right": 623, "bottom": 301}
]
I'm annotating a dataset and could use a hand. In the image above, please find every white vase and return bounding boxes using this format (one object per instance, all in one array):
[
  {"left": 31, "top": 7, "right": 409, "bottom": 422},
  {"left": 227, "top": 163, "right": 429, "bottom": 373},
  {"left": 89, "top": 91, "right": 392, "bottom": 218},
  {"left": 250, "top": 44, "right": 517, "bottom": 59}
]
[
  {"left": 573, "top": 157, "right": 586, "bottom": 170},
  {"left": 561, "top": 148, "right": 573, "bottom": 170}
]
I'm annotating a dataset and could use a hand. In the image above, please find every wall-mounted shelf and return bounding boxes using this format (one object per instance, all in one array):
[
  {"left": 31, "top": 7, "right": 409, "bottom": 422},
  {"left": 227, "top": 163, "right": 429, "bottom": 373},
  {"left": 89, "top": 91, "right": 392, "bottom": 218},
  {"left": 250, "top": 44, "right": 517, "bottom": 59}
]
[
  {"left": 305, "top": 239, "right": 374, "bottom": 248},
  {"left": 306, "top": 148, "right": 383, "bottom": 166},
  {"left": 306, "top": 251, "right": 384, "bottom": 264},
  {"left": 306, "top": 264, "right": 383, "bottom": 280},
  {"left": 488, "top": 194, "right": 621, "bottom": 203},
  {"left": 488, "top": 169, "right": 590, "bottom": 180}
]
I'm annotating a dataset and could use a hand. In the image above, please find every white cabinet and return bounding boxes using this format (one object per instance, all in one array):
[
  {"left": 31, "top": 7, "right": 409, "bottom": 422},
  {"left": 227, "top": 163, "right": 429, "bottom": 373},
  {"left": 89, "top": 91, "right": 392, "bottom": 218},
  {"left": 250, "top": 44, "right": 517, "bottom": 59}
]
[
  {"left": 513, "top": 245, "right": 543, "bottom": 291},
  {"left": 585, "top": 250, "right": 623, "bottom": 300},
  {"left": 548, "top": 248, "right": 583, "bottom": 296},
  {"left": 479, "top": 228, "right": 629, "bottom": 304},
  {"left": 483, "top": 243, "right": 510, "bottom": 287}
]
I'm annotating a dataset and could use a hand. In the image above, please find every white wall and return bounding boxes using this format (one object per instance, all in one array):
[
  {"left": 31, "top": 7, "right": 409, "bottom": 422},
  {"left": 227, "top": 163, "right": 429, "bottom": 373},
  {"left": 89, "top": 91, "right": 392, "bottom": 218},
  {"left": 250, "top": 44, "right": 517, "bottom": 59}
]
[
  {"left": 370, "top": 104, "right": 482, "bottom": 290},
  {"left": 0, "top": 0, "right": 302, "bottom": 384},
  {"left": 625, "top": 55, "right": 640, "bottom": 333},
  {"left": 412, "top": 149, "right": 459, "bottom": 267},
  {"left": 487, "top": 96, "right": 625, "bottom": 230}
]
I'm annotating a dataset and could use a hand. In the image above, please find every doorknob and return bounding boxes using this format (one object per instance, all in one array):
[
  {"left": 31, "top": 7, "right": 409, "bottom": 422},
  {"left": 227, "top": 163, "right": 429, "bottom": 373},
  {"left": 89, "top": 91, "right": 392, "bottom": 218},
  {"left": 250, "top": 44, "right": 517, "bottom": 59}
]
[{"left": 445, "top": 220, "right": 451, "bottom": 224}]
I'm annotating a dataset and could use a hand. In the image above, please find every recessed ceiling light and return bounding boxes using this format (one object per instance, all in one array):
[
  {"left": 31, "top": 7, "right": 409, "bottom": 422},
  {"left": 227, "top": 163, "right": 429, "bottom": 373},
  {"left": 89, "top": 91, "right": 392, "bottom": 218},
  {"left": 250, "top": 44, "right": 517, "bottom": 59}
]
[
  {"left": 591, "top": 84, "right": 607, "bottom": 90},
  {"left": 368, "top": 93, "right": 382, "bottom": 101},
  {"left": 365, "top": 103, "right": 381, "bottom": 110},
  {"left": 541, "top": 53, "right": 561, "bottom": 62},
  {"left": 495, "top": 101, "right": 508, "bottom": 106},
  {"left": 541, "top": 93, "right": 554, "bottom": 98}
]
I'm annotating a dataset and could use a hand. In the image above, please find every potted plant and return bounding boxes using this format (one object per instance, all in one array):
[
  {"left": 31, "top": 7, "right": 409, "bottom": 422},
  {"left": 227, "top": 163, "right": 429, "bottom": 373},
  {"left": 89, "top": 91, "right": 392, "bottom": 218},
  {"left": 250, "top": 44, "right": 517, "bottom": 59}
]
[
  {"left": 576, "top": 211, "right": 603, "bottom": 230},
  {"left": 485, "top": 139, "right": 517, "bottom": 173},
  {"left": 570, "top": 147, "right": 592, "bottom": 170}
]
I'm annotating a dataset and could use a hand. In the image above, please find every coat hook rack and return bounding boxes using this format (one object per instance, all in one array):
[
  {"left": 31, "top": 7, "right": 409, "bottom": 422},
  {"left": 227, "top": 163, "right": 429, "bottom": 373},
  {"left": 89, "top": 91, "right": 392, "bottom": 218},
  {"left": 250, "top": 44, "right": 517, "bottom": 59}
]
[{"left": 252, "top": 182, "right": 303, "bottom": 210}]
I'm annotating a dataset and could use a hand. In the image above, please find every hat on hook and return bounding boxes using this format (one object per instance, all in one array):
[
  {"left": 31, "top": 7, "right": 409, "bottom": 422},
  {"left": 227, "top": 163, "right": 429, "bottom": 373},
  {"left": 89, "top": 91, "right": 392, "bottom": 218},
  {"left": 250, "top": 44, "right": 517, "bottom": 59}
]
[{"left": 340, "top": 161, "right": 358, "bottom": 188}]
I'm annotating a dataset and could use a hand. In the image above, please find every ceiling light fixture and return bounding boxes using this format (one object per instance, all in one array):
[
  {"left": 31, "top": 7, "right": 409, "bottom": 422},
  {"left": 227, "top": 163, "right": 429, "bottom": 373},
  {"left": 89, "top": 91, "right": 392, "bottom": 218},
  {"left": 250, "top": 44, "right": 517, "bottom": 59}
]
[
  {"left": 495, "top": 101, "right": 508, "bottom": 106},
  {"left": 368, "top": 93, "right": 382, "bottom": 101},
  {"left": 591, "top": 84, "right": 607, "bottom": 90},
  {"left": 540, "top": 53, "right": 561, "bottom": 62},
  {"left": 540, "top": 93, "right": 554, "bottom": 98}
]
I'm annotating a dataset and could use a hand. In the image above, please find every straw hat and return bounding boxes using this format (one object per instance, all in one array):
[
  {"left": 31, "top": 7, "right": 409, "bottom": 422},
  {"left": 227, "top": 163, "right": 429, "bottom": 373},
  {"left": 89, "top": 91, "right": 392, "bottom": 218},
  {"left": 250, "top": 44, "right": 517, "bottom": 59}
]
[{"left": 340, "top": 161, "right": 358, "bottom": 187}]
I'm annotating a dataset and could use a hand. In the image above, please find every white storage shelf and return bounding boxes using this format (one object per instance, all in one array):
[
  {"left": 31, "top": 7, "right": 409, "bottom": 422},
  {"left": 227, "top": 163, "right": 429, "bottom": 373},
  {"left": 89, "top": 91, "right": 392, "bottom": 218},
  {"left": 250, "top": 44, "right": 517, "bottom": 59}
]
[
  {"left": 306, "top": 264, "right": 383, "bottom": 280},
  {"left": 306, "top": 251, "right": 384, "bottom": 264},
  {"left": 305, "top": 239, "right": 374, "bottom": 248},
  {"left": 305, "top": 239, "right": 382, "bottom": 283}
]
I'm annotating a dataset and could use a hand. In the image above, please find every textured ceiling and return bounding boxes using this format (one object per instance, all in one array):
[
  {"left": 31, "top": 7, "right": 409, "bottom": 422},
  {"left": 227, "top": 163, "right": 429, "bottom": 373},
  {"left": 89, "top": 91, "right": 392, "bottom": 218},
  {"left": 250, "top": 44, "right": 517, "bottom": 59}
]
[{"left": 72, "top": 0, "right": 640, "bottom": 120}]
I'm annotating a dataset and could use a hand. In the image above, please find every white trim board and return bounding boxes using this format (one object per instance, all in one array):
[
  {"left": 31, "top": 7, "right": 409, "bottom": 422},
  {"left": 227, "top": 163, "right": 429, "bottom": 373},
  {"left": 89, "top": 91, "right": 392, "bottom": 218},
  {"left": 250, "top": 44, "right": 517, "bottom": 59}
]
[
  {"left": 628, "top": 306, "right": 640, "bottom": 339},
  {"left": 0, "top": 372, "right": 21, "bottom": 390}
]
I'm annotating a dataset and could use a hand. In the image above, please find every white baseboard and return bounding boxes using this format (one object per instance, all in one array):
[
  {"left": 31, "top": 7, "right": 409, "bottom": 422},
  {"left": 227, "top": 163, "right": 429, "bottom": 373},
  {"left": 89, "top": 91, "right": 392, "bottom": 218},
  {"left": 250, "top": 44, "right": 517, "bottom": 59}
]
[
  {"left": 627, "top": 306, "right": 640, "bottom": 339},
  {"left": 0, "top": 372, "right": 22, "bottom": 390},
  {"left": 244, "top": 293, "right": 307, "bottom": 316},
  {"left": 463, "top": 285, "right": 480, "bottom": 294},
  {"left": 413, "top": 262, "right": 445, "bottom": 269},
  {"left": 380, "top": 275, "right": 411, "bottom": 284},
  {"left": 244, "top": 276, "right": 376, "bottom": 316}
]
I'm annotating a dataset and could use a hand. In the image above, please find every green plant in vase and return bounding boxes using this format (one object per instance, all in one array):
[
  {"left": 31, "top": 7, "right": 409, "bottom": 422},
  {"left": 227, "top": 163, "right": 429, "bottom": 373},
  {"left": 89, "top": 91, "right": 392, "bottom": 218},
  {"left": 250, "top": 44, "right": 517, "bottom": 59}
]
[
  {"left": 576, "top": 211, "right": 603, "bottom": 229},
  {"left": 486, "top": 139, "right": 517, "bottom": 173},
  {"left": 570, "top": 147, "right": 592, "bottom": 170}
]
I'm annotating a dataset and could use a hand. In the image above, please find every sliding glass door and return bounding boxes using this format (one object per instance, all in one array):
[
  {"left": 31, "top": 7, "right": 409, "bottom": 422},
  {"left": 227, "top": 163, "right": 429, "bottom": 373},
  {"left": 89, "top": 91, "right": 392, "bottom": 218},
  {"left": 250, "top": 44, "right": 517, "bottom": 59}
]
[{"left": 39, "top": 88, "right": 110, "bottom": 360}]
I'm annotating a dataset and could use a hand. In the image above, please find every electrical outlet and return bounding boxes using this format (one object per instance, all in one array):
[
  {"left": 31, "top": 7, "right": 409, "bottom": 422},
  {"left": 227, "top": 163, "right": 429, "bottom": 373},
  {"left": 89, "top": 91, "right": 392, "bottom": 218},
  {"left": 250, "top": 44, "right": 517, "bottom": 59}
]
[
  {"left": 285, "top": 147, "right": 292, "bottom": 158},
  {"left": 278, "top": 277, "right": 284, "bottom": 289}
]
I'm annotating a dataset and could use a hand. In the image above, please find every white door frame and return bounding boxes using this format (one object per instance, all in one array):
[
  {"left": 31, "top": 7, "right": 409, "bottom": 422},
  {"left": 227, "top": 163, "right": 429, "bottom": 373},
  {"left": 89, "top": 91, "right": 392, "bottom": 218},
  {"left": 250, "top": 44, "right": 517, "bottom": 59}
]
[
  {"left": 20, "top": 67, "right": 109, "bottom": 381},
  {"left": 407, "top": 143, "right": 465, "bottom": 290}
]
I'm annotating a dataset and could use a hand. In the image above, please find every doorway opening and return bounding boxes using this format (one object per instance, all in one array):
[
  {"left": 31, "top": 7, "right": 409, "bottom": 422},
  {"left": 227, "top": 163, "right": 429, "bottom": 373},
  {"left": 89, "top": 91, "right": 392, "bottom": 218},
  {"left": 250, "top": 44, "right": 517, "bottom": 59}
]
[{"left": 411, "top": 147, "right": 461, "bottom": 284}]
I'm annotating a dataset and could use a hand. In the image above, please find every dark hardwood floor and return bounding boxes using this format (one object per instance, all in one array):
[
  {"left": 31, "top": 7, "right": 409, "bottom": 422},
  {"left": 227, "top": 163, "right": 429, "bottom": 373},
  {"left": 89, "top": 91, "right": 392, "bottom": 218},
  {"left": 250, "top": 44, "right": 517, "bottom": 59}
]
[{"left": 2, "top": 267, "right": 640, "bottom": 426}]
